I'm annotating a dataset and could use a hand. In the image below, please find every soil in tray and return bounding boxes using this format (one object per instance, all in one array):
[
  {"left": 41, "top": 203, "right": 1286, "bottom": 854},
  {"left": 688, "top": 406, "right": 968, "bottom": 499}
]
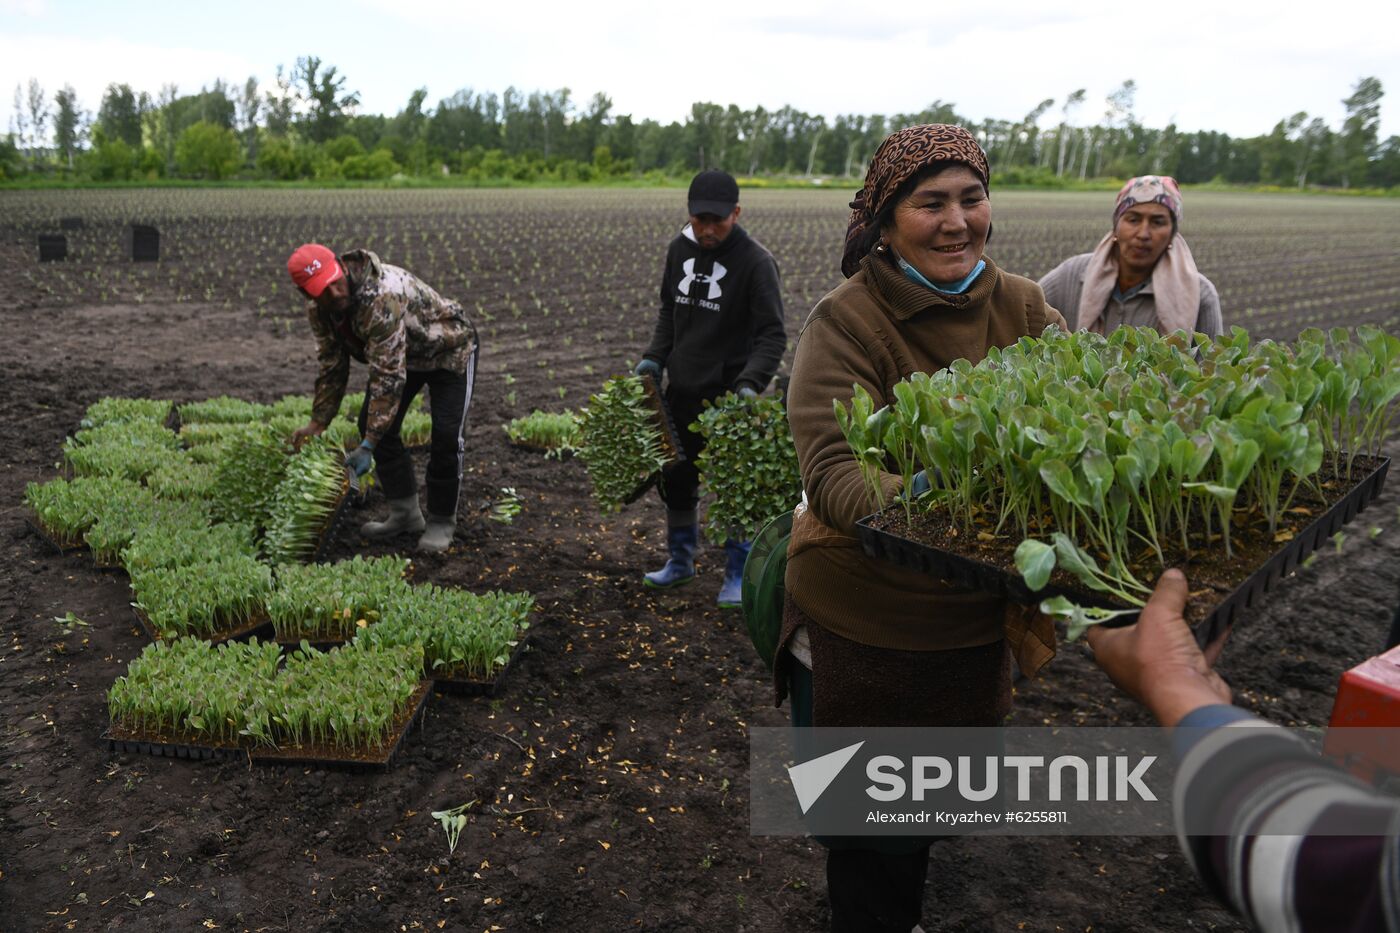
[
  {"left": 247, "top": 680, "right": 431, "bottom": 769},
  {"left": 864, "top": 453, "right": 1388, "bottom": 629}
]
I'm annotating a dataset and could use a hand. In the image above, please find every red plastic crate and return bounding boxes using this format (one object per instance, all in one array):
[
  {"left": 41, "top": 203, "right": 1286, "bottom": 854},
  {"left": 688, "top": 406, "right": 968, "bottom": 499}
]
[{"left": 1324, "top": 644, "right": 1400, "bottom": 782}]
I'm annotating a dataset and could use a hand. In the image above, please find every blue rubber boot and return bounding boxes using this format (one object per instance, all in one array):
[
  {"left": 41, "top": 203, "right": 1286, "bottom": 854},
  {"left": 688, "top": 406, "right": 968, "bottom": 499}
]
[
  {"left": 716, "top": 539, "right": 751, "bottom": 608},
  {"left": 644, "top": 524, "right": 698, "bottom": 589}
]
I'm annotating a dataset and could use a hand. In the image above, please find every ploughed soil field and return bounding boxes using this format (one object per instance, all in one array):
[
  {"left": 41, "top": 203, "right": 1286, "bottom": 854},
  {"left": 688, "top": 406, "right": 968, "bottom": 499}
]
[{"left": 2, "top": 188, "right": 1400, "bottom": 933}]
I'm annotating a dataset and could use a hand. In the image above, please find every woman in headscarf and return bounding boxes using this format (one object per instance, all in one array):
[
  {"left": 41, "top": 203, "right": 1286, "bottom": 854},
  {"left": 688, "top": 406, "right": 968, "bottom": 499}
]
[
  {"left": 1038, "top": 175, "right": 1223, "bottom": 336},
  {"left": 780, "top": 124, "right": 1066, "bottom": 932}
]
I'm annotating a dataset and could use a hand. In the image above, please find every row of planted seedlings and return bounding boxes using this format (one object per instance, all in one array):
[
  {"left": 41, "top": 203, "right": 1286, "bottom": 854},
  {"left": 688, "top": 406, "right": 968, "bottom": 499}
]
[
  {"left": 840, "top": 325, "right": 1399, "bottom": 641},
  {"left": 26, "top": 392, "right": 534, "bottom": 767}
]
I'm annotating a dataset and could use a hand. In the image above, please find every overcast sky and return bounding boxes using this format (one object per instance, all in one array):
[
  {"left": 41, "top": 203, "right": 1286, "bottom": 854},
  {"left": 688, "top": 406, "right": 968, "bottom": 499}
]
[{"left": 3, "top": 0, "right": 1398, "bottom": 141}]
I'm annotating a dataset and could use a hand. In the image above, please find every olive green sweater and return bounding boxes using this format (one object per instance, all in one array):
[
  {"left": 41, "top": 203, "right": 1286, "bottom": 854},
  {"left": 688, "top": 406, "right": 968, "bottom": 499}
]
[{"left": 785, "top": 253, "right": 1067, "bottom": 651}]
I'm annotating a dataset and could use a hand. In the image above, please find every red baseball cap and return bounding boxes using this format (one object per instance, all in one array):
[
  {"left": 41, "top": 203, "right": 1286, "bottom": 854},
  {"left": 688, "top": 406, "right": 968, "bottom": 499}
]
[{"left": 287, "top": 244, "right": 343, "bottom": 297}]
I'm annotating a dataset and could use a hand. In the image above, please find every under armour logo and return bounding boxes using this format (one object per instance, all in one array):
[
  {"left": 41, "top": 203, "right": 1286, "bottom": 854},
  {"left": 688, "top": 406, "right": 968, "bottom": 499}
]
[
  {"left": 678, "top": 258, "right": 727, "bottom": 300},
  {"left": 303, "top": 259, "right": 322, "bottom": 277}
]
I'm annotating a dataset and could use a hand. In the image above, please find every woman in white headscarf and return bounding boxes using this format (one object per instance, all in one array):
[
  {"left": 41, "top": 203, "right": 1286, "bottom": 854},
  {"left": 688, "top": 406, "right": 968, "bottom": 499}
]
[{"left": 1039, "top": 175, "right": 1223, "bottom": 337}]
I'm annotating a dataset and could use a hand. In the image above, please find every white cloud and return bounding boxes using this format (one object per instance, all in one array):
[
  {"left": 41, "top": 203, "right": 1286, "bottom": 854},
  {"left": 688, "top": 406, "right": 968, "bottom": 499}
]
[
  {"left": 2, "top": 0, "right": 1397, "bottom": 140},
  {"left": 0, "top": 34, "right": 261, "bottom": 134},
  {"left": 0, "top": 0, "right": 47, "bottom": 16}
]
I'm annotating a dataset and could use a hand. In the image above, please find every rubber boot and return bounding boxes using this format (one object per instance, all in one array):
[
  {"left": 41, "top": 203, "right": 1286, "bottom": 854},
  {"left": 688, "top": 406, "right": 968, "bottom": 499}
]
[
  {"left": 417, "top": 514, "right": 456, "bottom": 553},
  {"left": 644, "top": 524, "right": 698, "bottom": 589},
  {"left": 361, "top": 495, "right": 426, "bottom": 539},
  {"left": 716, "top": 538, "right": 751, "bottom": 608}
]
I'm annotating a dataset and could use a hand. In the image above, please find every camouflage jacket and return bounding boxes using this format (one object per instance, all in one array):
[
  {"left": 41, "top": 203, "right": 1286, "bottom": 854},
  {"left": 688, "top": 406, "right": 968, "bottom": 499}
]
[{"left": 308, "top": 250, "right": 475, "bottom": 445}]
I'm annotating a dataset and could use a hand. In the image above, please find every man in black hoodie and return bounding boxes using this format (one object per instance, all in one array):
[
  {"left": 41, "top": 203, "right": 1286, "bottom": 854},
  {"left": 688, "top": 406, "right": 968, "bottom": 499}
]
[{"left": 634, "top": 170, "right": 786, "bottom": 606}]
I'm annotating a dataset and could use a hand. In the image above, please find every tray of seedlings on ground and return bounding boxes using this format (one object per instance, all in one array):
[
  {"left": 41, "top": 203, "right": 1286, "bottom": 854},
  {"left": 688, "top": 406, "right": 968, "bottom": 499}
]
[
  {"left": 144, "top": 457, "right": 219, "bottom": 501},
  {"left": 129, "top": 544, "right": 273, "bottom": 642},
  {"left": 24, "top": 474, "right": 150, "bottom": 553},
  {"left": 505, "top": 409, "right": 581, "bottom": 458},
  {"left": 579, "top": 373, "right": 681, "bottom": 511},
  {"left": 358, "top": 584, "right": 535, "bottom": 695},
  {"left": 268, "top": 555, "right": 413, "bottom": 648},
  {"left": 177, "top": 395, "right": 273, "bottom": 425},
  {"left": 844, "top": 325, "right": 1398, "bottom": 646},
  {"left": 78, "top": 396, "right": 175, "bottom": 432},
  {"left": 63, "top": 419, "right": 185, "bottom": 482},
  {"left": 242, "top": 642, "right": 430, "bottom": 770},
  {"left": 692, "top": 391, "right": 802, "bottom": 544},
  {"left": 121, "top": 515, "right": 256, "bottom": 572},
  {"left": 84, "top": 494, "right": 205, "bottom": 571},
  {"left": 105, "top": 637, "right": 281, "bottom": 760},
  {"left": 261, "top": 437, "right": 357, "bottom": 564}
]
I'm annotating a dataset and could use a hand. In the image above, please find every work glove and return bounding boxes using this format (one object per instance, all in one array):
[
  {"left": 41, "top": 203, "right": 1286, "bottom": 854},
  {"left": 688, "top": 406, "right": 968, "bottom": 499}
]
[
  {"left": 634, "top": 359, "right": 662, "bottom": 379},
  {"left": 736, "top": 384, "right": 759, "bottom": 401},
  {"left": 905, "top": 470, "right": 932, "bottom": 500},
  {"left": 345, "top": 440, "right": 374, "bottom": 478}
]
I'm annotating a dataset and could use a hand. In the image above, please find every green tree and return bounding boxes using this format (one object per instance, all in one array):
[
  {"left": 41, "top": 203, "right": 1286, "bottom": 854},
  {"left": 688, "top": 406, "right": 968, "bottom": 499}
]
[
  {"left": 52, "top": 84, "right": 85, "bottom": 169},
  {"left": 1340, "top": 76, "right": 1382, "bottom": 188},
  {"left": 175, "top": 120, "right": 242, "bottom": 179},
  {"left": 295, "top": 56, "right": 360, "bottom": 143},
  {"left": 84, "top": 126, "right": 137, "bottom": 180},
  {"left": 235, "top": 76, "right": 262, "bottom": 159},
  {"left": 97, "top": 83, "right": 143, "bottom": 148}
]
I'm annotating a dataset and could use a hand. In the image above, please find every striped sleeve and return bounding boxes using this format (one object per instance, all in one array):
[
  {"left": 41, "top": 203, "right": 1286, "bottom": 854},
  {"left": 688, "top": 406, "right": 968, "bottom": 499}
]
[{"left": 1173, "top": 716, "right": 1400, "bottom": 932}]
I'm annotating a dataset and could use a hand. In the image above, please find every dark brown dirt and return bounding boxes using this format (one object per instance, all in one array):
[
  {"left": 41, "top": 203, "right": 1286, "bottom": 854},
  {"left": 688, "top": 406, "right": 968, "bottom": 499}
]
[{"left": 3, "top": 190, "right": 1399, "bottom": 933}]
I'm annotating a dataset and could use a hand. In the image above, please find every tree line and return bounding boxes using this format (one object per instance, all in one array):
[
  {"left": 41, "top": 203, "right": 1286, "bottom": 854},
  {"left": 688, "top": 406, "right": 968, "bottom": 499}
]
[{"left": 3, "top": 59, "right": 1396, "bottom": 190}]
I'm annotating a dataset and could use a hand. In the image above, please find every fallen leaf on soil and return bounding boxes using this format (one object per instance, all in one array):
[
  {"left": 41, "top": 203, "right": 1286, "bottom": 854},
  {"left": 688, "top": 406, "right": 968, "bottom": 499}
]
[{"left": 1274, "top": 530, "right": 1295, "bottom": 543}]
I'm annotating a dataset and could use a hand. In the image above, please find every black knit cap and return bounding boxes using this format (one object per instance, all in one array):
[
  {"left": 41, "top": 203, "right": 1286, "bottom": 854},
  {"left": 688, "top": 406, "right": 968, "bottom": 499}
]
[{"left": 688, "top": 169, "right": 739, "bottom": 217}]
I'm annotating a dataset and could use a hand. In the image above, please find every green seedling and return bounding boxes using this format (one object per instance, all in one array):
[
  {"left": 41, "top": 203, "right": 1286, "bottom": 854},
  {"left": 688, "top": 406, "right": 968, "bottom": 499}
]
[
  {"left": 692, "top": 392, "right": 801, "bottom": 544},
  {"left": 431, "top": 800, "right": 478, "bottom": 856}
]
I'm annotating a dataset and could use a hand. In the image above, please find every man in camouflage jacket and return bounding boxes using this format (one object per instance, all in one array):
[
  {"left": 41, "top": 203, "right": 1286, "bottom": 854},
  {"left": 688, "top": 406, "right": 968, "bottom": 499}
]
[{"left": 288, "top": 244, "right": 478, "bottom": 552}]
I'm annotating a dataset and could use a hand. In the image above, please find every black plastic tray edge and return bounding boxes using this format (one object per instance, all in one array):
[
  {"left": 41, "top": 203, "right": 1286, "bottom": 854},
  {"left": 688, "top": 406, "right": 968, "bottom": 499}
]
[
  {"left": 431, "top": 636, "right": 530, "bottom": 697},
  {"left": 309, "top": 470, "right": 358, "bottom": 563},
  {"left": 131, "top": 605, "right": 274, "bottom": 645},
  {"left": 24, "top": 515, "right": 87, "bottom": 555},
  {"left": 101, "top": 730, "right": 248, "bottom": 763},
  {"left": 639, "top": 372, "right": 686, "bottom": 466},
  {"left": 246, "top": 680, "right": 432, "bottom": 772},
  {"left": 855, "top": 456, "right": 1391, "bottom": 648},
  {"left": 272, "top": 635, "right": 352, "bottom": 653}
]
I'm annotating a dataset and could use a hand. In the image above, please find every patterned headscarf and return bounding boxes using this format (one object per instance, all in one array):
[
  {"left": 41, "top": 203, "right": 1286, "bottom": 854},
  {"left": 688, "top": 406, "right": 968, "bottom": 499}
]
[
  {"left": 842, "top": 124, "right": 990, "bottom": 278},
  {"left": 1113, "top": 175, "right": 1183, "bottom": 226}
]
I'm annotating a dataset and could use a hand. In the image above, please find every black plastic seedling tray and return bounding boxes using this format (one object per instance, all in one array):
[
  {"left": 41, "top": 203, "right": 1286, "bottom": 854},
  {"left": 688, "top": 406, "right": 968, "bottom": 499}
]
[
  {"left": 309, "top": 468, "right": 361, "bottom": 563},
  {"left": 431, "top": 637, "right": 530, "bottom": 697},
  {"left": 101, "top": 729, "right": 247, "bottom": 763},
  {"left": 856, "top": 456, "right": 1390, "bottom": 648},
  {"left": 247, "top": 680, "right": 432, "bottom": 772},
  {"left": 24, "top": 516, "right": 86, "bottom": 556},
  {"left": 639, "top": 372, "right": 686, "bottom": 467}
]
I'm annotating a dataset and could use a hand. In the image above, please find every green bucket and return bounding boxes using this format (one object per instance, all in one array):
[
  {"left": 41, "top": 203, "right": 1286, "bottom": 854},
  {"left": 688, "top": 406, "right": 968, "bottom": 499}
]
[{"left": 741, "top": 510, "right": 793, "bottom": 669}]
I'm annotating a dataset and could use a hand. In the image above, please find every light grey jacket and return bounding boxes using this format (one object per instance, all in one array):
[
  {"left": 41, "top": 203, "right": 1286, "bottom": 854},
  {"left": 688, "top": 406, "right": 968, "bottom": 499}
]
[{"left": 1038, "top": 252, "right": 1223, "bottom": 337}]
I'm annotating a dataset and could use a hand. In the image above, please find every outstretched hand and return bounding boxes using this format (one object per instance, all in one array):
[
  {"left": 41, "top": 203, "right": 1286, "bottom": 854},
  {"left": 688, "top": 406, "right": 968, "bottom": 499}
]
[
  {"left": 1086, "top": 569, "right": 1233, "bottom": 727},
  {"left": 291, "top": 420, "right": 325, "bottom": 451}
]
